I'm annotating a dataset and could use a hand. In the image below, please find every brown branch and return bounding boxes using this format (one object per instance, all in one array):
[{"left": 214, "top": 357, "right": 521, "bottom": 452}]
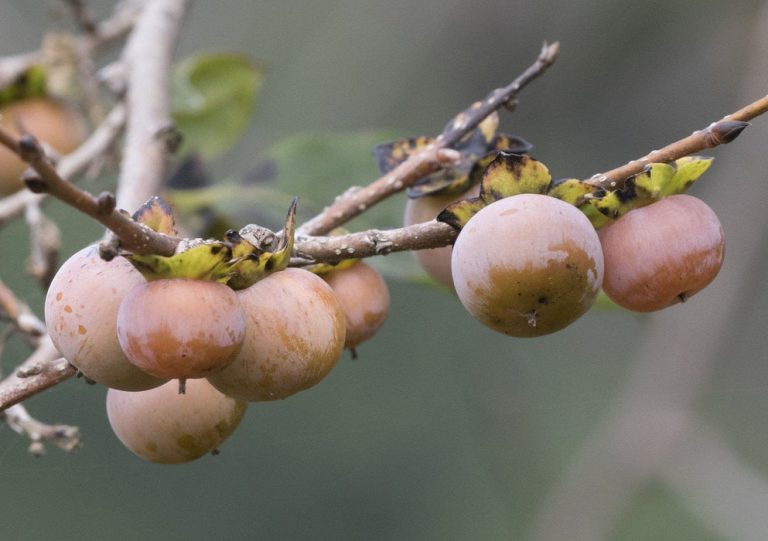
[
  {"left": 586, "top": 94, "right": 768, "bottom": 189},
  {"left": 297, "top": 41, "right": 560, "bottom": 236},
  {"left": 0, "top": 128, "right": 178, "bottom": 255},
  {"left": 0, "top": 1, "right": 190, "bottom": 254},
  {"left": 0, "top": 336, "right": 75, "bottom": 412},
  {"left": 294, "top": 220, "right": 457, "bottom": 265},
  {"left": 0, "top": 0, "right": 190, "bottom": 414},
  {"left": 0, "top": 103, "right": 127, "bottom": 227}
]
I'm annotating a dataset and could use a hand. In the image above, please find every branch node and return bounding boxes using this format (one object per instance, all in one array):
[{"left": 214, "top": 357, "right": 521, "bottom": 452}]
[
  {"left": 17, "top": 135, "right": 44, "bottom": 162},
  {"left": 17, "top": 363, "right": 44, "bottom": 378},
  {"left": 98, "top": 235, "right": 120, "bottom": 261},
  {"left": 96, "top": 191, "right": 117, "bottom": 215},
  {"left": 22, "top": 171, "right": 48, "bottom": 194},
  {"left": 155, "top": 124, "right": 183, "bottom": 154}
]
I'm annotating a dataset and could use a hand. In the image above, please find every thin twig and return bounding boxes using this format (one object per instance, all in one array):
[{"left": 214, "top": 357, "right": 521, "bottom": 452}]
[
  {"left": 1, "top": 403, "right": 80, "bottom": 455},
  {"left": 294, "top": 220, "right": 457, "bottom": 265},
  {"left": 0, "top": 336, "right": 74, "bottom": 412},
  {"left": 0, "top": 127, "right": 178, "bottom": 255},
  {"left": 586, "top": 94, "right": 768, "bottom": 189},
  {"left": 0, "top": 0, "right": 143, "bottom": 91},
  {"left": 0, "top": 0, "right": 190, "bottom": 413},
  {"left": 529, "top": 15, "right": 768, "bottom": 536},
  {"left": 63, "top": 0, "right": 98, "bottom": 36},
  {"left": 297, "top": 42, "right": 560, "bottom": 236},
  {"left": 0, "top": 103, "right": 127, "bottom": 227},
  {"left": 25, "top": 201, "right": 61, "bottom": 288}
]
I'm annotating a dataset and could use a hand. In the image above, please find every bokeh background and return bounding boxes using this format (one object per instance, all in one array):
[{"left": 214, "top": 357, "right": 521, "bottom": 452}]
[{"left": 1, "top": 1, "right": 767, "bottom": 540}]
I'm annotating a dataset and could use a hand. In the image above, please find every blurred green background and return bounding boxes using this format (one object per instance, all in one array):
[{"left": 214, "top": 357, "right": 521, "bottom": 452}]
[{"left": 1, "top": 1, "right": 768, "bottom": 540}]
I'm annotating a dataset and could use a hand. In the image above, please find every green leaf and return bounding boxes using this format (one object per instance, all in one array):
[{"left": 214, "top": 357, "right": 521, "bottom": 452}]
[
  {"left": 125, "top": 242, "right": 233, "bottom": 282},
  {"left": 171, "top": 53, "right": 262, "bottom": 160}
]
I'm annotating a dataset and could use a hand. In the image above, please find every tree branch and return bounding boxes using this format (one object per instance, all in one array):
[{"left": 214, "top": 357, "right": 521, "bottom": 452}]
[
  {"left": 0, "top": 0, "right": 189, "bottom": 255},
  {"left": 0, "top": 128, "right": 178, "bottom": 255},
  {"left": 0, "top": 336, "right": 74, "bottom": 412},
  {"left": 294, "top": 92, "right": 768, "bottom": 266},
  {"left": 0, "top": 0, "right": 189, "bottom": 413},
  {"left": 0, "top": 103, "right": 126, "bottom": 227},
  {"left": 294, "top": 219, "right": 457, "bottom": 265},
  {"left": 297, "top": 41, "right": 560, "bottom": 236},
  {"left": 586, "top": 94, "right": 768, "bottom": 189},
  {"left": 115, "top": 0, "right": 187, "bottom": 213},
  {"left": 1, "top": 403, "right": 80, "bottom": 455}
]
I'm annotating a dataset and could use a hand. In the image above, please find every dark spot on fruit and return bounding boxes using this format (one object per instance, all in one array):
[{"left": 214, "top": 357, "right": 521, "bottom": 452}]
[
  {"left": 537, "top": 296, "right": 549, "bottom": 305},
  {"left": 265, "top": 259, "right": 274, "bottom": 271},
  {"left": 210, "top": 245, "right": 222, "bottom": 255}
]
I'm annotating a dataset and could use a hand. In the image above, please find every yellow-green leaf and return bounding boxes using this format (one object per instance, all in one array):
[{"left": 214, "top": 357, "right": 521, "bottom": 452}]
[
  {"left": 125, "top": 242, "right": 233, "bottom": 282},
  {"left": 226, "top": 198, "right": 298, "bottom": 290}
]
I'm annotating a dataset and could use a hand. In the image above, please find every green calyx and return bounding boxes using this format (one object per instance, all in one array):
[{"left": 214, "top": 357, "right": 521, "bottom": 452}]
[
  {"left": 123, "top": 196, "right": 298, "bottom": 289},
  {"left": 436, "top": 153, "right": 714, "bottom": 231},
  {"left": 437, "top": 152, "right": 552, "bottom": 229}
]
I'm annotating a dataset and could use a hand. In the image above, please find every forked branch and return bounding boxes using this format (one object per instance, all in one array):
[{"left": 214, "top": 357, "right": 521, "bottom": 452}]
[{"left": 297, "top": 41, "right": 560, "bottom": 236}]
